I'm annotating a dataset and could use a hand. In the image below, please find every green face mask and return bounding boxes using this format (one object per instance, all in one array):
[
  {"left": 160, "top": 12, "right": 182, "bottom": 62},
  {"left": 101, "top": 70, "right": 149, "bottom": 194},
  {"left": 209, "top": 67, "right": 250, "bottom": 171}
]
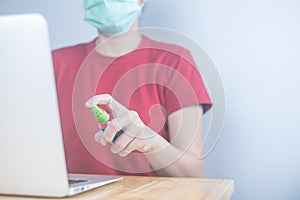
[{"left": 83, "top": 0, "right": 142, "bottom": 36}]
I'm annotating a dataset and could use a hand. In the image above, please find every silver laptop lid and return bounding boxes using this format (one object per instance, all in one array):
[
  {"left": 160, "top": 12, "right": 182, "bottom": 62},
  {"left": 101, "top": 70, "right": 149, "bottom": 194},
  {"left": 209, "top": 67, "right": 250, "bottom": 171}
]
[{"left": 0, "top": 14, "right": 69, "bottom": 197}]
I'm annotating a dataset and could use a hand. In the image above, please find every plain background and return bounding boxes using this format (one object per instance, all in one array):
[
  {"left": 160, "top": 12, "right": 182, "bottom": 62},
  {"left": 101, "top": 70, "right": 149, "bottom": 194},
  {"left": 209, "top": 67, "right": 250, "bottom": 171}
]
[{"left": 1, "top": 0, "right": 300, "bottom": 199}]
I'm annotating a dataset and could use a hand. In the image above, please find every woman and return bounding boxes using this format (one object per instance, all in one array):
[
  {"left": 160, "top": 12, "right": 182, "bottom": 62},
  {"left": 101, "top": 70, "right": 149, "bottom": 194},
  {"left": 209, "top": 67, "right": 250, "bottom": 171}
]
[{"left": 52, "top": 0, "right": 211, "bottom": 177}]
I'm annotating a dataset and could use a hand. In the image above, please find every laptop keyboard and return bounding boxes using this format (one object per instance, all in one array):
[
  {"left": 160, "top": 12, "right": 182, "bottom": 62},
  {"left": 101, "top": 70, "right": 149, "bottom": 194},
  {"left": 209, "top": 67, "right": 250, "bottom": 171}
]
[{"left": 68, "top": 179, "right": 88, "bottom": 185}]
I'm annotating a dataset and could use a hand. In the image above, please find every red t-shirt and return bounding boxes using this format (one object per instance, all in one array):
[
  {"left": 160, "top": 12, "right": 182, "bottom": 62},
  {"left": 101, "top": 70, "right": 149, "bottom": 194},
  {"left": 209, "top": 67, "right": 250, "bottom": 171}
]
[{"left": 52, "top": 36, "right": 212, "bottom": 176}]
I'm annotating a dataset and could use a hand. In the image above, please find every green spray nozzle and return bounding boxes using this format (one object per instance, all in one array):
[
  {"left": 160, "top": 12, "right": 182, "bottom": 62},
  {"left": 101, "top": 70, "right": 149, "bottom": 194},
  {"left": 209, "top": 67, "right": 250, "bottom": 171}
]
[{"left": 90, "top": 106, "right": 110, "bottom": 124}]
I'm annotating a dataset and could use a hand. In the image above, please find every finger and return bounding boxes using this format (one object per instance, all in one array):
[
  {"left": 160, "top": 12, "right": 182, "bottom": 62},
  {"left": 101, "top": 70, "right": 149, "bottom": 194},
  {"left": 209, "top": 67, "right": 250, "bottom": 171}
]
[
  {"left": 102, "top": 111, "right": 138, "bottom": 143},
  {"left": 118, "top": 139, "right": 141, "bottom": 157},
  {"left": 120, "top": 139, "right": 153, "bottom": 157},
  {"left": 85, "top": 94, "right": 112, "bottom": 108},
  {"left": 119, "top": 128, "right": 157, "bottom": 157},
  {"left": 110, "top": 125, "right": 140, "bottom": 154},
  {"left": 85, "top": 94, "right": 127, "bottom": 116},
  {"left": 94, "top": 130, "right": 107, "bottom": 146}
]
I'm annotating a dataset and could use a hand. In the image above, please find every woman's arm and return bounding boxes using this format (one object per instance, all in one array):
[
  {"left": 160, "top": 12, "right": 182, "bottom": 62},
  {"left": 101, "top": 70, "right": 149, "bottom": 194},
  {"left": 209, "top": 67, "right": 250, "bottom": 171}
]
[{"left": 145, "top": 105, "right": 204, "bottom": 177}]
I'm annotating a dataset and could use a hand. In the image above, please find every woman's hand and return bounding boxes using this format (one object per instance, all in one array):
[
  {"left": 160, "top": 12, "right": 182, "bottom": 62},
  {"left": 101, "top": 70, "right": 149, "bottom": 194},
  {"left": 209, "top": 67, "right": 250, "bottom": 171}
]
[
  {"left": 86, "top": 94, "right": 205, "bottom": 177},
  {"left": 85, "top": 94, "right": 166, "bottom": 157}
]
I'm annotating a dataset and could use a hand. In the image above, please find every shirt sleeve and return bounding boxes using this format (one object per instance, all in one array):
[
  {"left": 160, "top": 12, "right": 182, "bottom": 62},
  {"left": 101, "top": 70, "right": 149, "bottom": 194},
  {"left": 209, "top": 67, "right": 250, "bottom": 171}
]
[{"left": 164, "top": 49, "right": 212, "bottom": 115}]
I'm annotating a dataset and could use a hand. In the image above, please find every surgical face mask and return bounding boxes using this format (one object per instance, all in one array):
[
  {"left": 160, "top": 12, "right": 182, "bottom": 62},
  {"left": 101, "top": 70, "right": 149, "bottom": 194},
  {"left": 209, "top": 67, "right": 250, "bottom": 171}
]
[{"left": 83, "top": 0, "right": 142, "bottom": 36}]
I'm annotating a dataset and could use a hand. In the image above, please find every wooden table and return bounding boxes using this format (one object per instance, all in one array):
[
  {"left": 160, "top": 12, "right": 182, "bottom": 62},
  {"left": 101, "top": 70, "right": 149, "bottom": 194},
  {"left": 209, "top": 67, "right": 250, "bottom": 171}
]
[{"left": 0, "top": 176, "right": 234, "bottom": 200}]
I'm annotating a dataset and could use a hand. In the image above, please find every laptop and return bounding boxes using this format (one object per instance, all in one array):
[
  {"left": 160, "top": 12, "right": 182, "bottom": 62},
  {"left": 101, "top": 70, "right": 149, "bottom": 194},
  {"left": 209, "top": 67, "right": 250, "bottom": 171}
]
[{"left": 0, "top": 13, "right": 122, "bottom": 197}]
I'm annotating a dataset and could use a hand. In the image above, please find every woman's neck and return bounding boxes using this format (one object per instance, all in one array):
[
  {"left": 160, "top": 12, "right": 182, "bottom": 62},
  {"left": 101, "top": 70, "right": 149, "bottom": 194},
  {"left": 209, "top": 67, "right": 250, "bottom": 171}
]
[{"left": 95, "top": 21, "right": 142, "bottom": 57}]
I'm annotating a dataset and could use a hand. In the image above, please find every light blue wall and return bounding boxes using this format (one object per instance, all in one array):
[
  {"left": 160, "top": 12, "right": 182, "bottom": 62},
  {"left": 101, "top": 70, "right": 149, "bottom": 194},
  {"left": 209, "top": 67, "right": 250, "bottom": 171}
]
[{"left": 1, "top": 0, "right": 300, "bottom": 199}]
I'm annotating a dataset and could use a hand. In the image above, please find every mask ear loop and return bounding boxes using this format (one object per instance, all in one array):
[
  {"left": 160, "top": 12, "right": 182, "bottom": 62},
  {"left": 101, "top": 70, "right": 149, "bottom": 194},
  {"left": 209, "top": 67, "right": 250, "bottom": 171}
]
[{"left": 139, "top": 2, "right": 145, "bottom": 17}]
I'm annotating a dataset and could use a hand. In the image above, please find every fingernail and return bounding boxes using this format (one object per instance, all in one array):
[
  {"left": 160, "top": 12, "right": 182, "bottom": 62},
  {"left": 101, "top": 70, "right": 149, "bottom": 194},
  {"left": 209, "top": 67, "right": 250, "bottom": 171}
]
[
  {"left": 110, "top": 145, "right": 119, "bottom": 154},
  {"left": 95, "top": 134, "right": 106, "bottom": 145},
  {"left": 100, "top": 137, "right": 107, "bottom": 145},
  {"left": 85, "top": 101, "right": 91, "bottom": 107},
  {"left": 118, "top": 151, "right": 127, "bottom": 157}
]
